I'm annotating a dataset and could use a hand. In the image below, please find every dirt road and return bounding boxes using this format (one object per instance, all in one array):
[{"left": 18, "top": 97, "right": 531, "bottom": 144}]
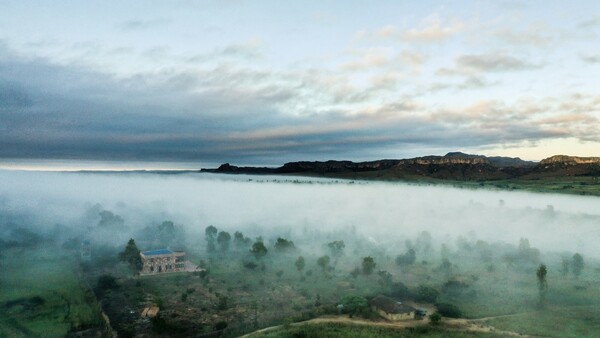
[{"left": 240, "top": 314, "right": 531, "bottom": 337}]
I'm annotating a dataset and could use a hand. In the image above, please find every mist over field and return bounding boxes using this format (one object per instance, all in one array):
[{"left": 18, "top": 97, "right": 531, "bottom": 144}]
[{"left": 1, "top": 169, "right": 599, "bottom": 257}]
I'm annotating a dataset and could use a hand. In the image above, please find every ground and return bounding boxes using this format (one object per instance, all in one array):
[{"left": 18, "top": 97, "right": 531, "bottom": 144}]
[{"left": 0, "top": 247, "right": 103, "bottom": 337}]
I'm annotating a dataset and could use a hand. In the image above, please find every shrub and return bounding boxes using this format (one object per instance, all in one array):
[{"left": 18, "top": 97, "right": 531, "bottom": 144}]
[
  {"left": 429, "top": 312, "right": 442, "bottom": 324},
  {"left": 97, "top": 274, "right": 118, "bottom": 290},
  {"left": 435, "top": 302, "right": 462, "bottom": 318},
  {"left": 389, "top": 282, "right": 413, "bottom": 299},
  {"left": 416, "top": 285, "right": 439, "bottom": 303}
]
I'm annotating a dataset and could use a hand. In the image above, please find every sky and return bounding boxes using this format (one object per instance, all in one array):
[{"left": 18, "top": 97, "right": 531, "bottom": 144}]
[{"left": 0, "top": 0, "right": 599, "bottom": 165}]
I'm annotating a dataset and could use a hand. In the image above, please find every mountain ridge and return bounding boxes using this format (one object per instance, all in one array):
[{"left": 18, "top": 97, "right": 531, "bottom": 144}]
[{"left": 202, "top": 153, "right": 600, "bottom": 182}]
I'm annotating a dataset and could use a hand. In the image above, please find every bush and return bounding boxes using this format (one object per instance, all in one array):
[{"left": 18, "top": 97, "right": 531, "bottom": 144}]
[
  {"left": 217, "top": 295, "right": 228, "bottom": 310},
  {"left": 435, "top": 302, "right": 462, "bottom": 318},
  {"left": 429, "top": 312, "right": 442, "bottom": 324},
  {"left": 340, "top": 295, "right": 370, "bottom": 318},
  {"left": 214, "top": 321, "right": 228, "bottom": 331},
  {"left": 389, "top": 282, "right": 413, "bottom": 299},
  {"left": 243, "top": 261, "right": 258, "bottom": 270},
  {"left": 416, "top": 285, "right": 439, "bottom": 303},
  {"left": 97, "top": 274, "right": 118, "bottom": 290}
]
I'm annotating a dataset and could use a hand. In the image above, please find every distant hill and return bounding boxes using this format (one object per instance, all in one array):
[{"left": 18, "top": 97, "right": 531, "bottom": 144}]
[
  {"left": 202, "top": 153, "right": 600, "bottom": 182},
  {"left": 444, "top": 152, "right": 536, "bottom": 168}
]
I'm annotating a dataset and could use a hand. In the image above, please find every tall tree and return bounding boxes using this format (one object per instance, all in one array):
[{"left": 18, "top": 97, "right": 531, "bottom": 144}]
[
  {"left": 234, "top": 231, "right": 251, "bottom": 251},
  {"left": 362, "top": 256, "right": 376, "bottom": 275},
  {"left": 327, "top": 240, "right": 345, "bottom": 260},
  {"left": 295, "top": 256, "right": 305, "bottom": 274},
  {"left": 572, "top": 253, "right": 584, "bottom": 279},
  {"left": 118, "top": 238, "right": 142, "bottom": 274},
  {"left": 217, "top": 231, "right": 231, "bottom": 252},
  {"left": 317, "top": 255, "right": 330, "bottom": 272},
  {"left": 395, "top": 248, "right": 416, "bottom": 266},
  {"left": 536, "top": 264, "right": 548, "bottom": 308},
  {"left": 250, "top": 241, "right": 268, "bottom": 260},
  {"left": 274, "top": 237, "right": 296, "bottom": 252},
  {"left": 205, "top": 225, "right": 218, "bottom": 253},
  {"left": 560, "top": 257, "right": 570, "bottom": 276}
]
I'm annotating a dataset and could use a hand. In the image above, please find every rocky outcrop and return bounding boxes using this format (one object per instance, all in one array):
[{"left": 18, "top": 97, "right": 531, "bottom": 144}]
[
  {"left": 539, "top": 155, "right": 600, "bottom": 166},
  {"left": 399, "top": 156, "right": 489, "bottom": 166}
]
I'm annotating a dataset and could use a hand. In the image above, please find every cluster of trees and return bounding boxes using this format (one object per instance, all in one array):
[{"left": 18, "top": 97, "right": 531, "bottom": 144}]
[
  {"left": 205, "top": 225, "right": 257, "bottom": 254},
  {"left": 561, "top": 253, "right": 585, "bottom": 278}
]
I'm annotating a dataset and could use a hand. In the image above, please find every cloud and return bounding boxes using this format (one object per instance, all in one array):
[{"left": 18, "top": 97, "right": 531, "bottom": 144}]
[
  {"left": 578, "top": 17, "right": 600, "bottom": 29},
  {"left": 119, "top": 18, "right": 172, "bottom": 31},
  {"left": 358, "top": 16, "right": 464, "bottom": 43},
  {"left": 188, "top": 40, "right": 263, "bottom": 63},
  {"left": 400, "top": 19, "right": 465, "bottom": 42},
  {"left": 580, "top": 54, "right": 600, "bottom": 64},
  {"left": 493, "top": 27, "right": 553, "bottom": 47},
  {"left": 456, "top": 53, "right": 538, "bottom": 72},
  {"left": 0, "top": 42, "right": 597, "bottom": 163}
]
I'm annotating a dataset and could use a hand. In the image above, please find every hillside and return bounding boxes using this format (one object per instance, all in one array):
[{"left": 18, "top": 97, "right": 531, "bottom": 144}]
[{"left": 202, "top": 153, "right": 600, "bottom": 195}]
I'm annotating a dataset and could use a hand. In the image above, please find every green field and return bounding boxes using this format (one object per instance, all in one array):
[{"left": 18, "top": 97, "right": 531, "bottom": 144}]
[{"left": 0, "top": 247, "right": 103, "bottom": 337}]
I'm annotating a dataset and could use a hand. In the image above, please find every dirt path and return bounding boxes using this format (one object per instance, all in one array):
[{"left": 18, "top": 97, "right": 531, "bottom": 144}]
[{"left": 240, "top": 315, "right": 532, "bottom": 337}]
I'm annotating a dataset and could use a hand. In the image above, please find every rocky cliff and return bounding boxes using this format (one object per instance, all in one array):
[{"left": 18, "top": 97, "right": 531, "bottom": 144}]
[{"left": 539, "top": 155, "right": 600, "bottom": 166}]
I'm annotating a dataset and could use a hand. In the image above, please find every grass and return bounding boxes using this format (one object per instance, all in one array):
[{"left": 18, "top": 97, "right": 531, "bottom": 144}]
[
  {"left": 484, "top": 306, "right": 600, "bottom": 337},
  {"left": 0, "top": 247, "right": 102, "bottom": 337}
]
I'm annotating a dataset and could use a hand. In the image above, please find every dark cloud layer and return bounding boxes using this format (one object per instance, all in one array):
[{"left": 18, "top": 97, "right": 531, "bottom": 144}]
[{"left": 0, "top": 44, "right": 596, "bottom": 164}]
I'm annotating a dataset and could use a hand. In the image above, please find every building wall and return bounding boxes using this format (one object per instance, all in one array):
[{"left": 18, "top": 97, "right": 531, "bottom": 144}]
[
  {"left": 377, "top": 309, "right": 414, "bottom": 321},
  {"left": 141, "top": 252, "right": 185, "bottom": 274}
]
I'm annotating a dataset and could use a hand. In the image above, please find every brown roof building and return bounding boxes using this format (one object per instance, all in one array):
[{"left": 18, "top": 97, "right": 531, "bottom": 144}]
[{"left": 369, "top": 295, "right": 418, "bottom": 321}]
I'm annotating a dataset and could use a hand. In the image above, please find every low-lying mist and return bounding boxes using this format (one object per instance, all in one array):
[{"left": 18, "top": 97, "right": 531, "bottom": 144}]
[{"left": 1, "top": 169, "right": 599, "bottom": 258}]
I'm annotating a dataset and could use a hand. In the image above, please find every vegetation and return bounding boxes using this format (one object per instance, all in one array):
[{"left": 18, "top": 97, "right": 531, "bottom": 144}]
[
  {"left": 217, "top": 231, "right": 232, "bottom": 252},
  {"left": 536, "top": 264, "right": 548, "bottom": 307},
  {"left": 118, "top": 238, "right": 142, "bottom": 274},
  {"left": 362, "top": 256, "right": 376, "bottom": 275},
  {"left": 246, "top": 322, "right": 505, "bottom": 338},
  {"left": 572, "top": 253, "right": 584, "bottom": 278},
  {"left": 340, "top": 295, "right": 369, "bottom": 318},
  {"left": 0, "top": 247, "right": 102, "bottom": 337},
  {"left": 250, "top": 241, "right": 268, "bottom": 260},
  {"left": 205, "top": 225, "right": 218, "bottom": 253}
]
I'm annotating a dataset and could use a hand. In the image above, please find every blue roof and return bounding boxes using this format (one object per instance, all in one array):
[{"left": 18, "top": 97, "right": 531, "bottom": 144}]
[{"left": 142, "top": 249, "right": 173, "bottom": 256}]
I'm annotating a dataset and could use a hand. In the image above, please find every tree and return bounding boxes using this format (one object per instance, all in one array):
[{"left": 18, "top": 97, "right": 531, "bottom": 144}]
[
  {"left": 340, "top": 295, "right": 369, "bottom": 318},
  {"left": 416, "top": 285, "right": 439, "bottom": 303},
  {"left": 273, "top": 237, "right": 296, "bottom": 252},
  {"left": 572, "top": 253, "right": 584, "bottom": 279},
  {"left": 234, "top": 231, "right": 252, "bottom": 251},
  {"left": 217, "top": 231, "right": 231, "bottom": 252},
  {"left": 317, "top": 255, "right": 331, "bottom": 272},
  {"left": 205, "top": 225, "right": 218, "bottom": 253},
  {"left": 250, "top": 241, "right": 268, "bottom": 260},
  {"left": 295, "top": 256, "right": 305, "bottom": 274},
  {"left": 390, "top": 282, "right": 412, "bottom": 299},
  {"left": 560, "top": 257, "right": 570, "bottom": 276},
  {"left": 429, "top": 312, "right": 442, "bottom": 324},
  {"left": 416, "top": 231, "right": 432, "bottom": 254},
  {"left": 362, "top": 256, "right": 376, "bottom": 275},
  {"left": 438, "top": 258, "right": 453, "bottom": 277},
  {"left": 395, "top": 248, "right": 416, "bottom": 267},
  {"left": 377, "top": 270, "right": 393, "bottom": 288},
  {"left": 118, "top": 238, "right": 142, "bottom": 274},
  {"left": 327, "top": 240, "right": 345, "bottom": 260},
  {"left": 536, "top": 264, "right": 548, "bottom": 308},
  {"left": 435, "top": 303, "right": 462, "bottom": 318}
]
